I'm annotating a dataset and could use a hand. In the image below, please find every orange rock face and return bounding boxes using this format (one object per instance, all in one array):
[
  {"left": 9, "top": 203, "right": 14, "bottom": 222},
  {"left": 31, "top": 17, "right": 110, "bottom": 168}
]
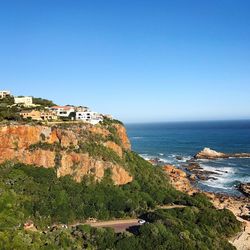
[
  {"left": 88, "top": 125, "right": 110, "bottom": 137},
  {"left": 114, "top": 124, "right": 131, "bottom": 150},
  {"left": 163, "top": 165, "right": 197, "bottom": 195},
  {"left": 0, "top": 124, "right": 132, "bottom": 185},
  {"left": 58, "top": 151, "right": 132, "bottom": 184},
  {"left": 103, "top": 141, "right": 123, "bottom": 157},
  {"left": 111, "top": 165, "right": 133, "bottom": 185},
  {"left": 0, "top": 125, "right": 41, "bottom": 150}
]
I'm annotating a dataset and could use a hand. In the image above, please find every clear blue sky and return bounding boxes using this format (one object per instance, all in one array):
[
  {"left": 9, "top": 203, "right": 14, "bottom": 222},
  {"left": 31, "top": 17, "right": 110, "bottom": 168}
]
[{"left": 0, "top": 0, "right": 250, "bottom": 123}]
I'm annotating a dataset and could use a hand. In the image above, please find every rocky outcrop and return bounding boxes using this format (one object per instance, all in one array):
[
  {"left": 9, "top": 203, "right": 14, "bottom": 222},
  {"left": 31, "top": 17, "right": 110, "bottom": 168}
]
[
  {"left": 58, "top": 151, "right": 132, "bottom": 184},
  {"left": 114, "top": 124, "right": 131, "bottom": 150},
  {"left": 0, "top": 123, "right": 132, "bottom": 185},
  {"left": 184, "top": 161, "right": 220, "bottom": 181},
  {"left": 194, "top": 148, "right": 226, "bottom": 159},
  {"left": 195, "top": 147, "right": 250, "bottom": 159},
  {"left": 0, "top": 148, "right": 56, "bottom": 168},
  {"left": 103, "top": 141, "right": 123, "bottom": 157},
  {"left": 163, "top": 165, "right": 197, "bottom": 195}
]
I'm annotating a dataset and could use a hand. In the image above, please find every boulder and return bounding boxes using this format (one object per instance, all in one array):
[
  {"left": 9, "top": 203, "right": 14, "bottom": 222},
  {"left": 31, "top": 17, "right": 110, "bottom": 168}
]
[
  {"left": 195, "top": 147, "right": 250, "bottom": 159},
  {"left": 194, "top": 148, "right": 226, "bottom": 159}
]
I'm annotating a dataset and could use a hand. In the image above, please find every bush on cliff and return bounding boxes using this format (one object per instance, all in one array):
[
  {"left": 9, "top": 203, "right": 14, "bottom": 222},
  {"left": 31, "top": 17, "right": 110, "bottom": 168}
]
[{"left": 32, "top": 97, "right": 56, "bottom": 107}]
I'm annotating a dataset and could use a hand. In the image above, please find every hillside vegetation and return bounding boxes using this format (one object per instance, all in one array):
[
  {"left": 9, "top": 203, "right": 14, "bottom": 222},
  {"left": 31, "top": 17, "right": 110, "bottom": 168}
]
[
  {"left": 0, "top": 101, "right": 242, "bottom": 249},
  {"left": 0, "top": 152, "right": 241, "bottom": 249}
]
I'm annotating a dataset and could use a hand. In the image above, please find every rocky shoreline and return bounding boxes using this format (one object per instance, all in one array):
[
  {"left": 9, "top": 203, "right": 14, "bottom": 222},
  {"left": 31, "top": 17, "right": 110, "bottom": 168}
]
[
  {"left": 162, "top": 164, "right": 250, "bottom": 250},
  {"left": 143, "top": 146, "right": 250, "bottom": 249}
]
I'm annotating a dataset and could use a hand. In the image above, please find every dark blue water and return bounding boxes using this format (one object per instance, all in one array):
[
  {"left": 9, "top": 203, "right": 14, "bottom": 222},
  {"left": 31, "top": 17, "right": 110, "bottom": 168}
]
[{"left": 126, "top": 120, "right": 250, "bottom": 196}]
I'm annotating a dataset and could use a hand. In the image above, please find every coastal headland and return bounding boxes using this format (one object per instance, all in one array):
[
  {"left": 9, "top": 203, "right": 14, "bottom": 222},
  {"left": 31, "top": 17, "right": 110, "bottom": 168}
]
[{"left": 0, "top": 92, "right": 247, "bottom": 249}]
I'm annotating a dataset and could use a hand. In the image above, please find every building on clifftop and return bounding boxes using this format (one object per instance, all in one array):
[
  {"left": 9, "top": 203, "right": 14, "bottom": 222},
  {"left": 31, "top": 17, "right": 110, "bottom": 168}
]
[
  {"left": 20, "top": 110, "right": 57, "bottom": 121},
  {"left": 14, "top": 96, "right": 33, "bottom": 107},
  {"left": 0, "top": 90, "right": 11, "bottom": 99}
]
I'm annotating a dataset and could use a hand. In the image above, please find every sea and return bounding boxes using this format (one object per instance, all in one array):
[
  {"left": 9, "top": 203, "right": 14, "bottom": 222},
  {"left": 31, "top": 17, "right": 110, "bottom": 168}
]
[{"left": 126, "top": 120, "right": 250, "bottom": 196}]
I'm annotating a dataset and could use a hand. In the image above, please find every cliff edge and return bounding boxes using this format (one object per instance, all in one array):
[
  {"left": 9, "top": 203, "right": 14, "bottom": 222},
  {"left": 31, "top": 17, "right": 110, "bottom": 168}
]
[{"left": 0, "top": 122, "right": 132, "bottom": 185}]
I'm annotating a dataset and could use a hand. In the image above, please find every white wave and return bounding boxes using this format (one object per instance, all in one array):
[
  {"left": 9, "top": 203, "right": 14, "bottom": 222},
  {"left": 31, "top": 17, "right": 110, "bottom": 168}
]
[
  {"left": 201, "top": 180, "right": 233, "bottom": 190},
  {"left": 139, "top": 154, "right": 172, "bottom": 164},
  {"left": 158, "top": 157, "right": 172, "bottom": 163},
  {"left": 177, "top": 156, "right": 192, "bottom": 162},
  {"left": 139, "top": 154, "right": 151, "bottom": 160},
  {"left": 201, "top": 173, "right": 239, "bottom": 189},
  {"left": 200, "top": 164, "right": 236, "bottom": 175},
  {"left": 198, "top": 159, "right": 210, "bottom": 162}
]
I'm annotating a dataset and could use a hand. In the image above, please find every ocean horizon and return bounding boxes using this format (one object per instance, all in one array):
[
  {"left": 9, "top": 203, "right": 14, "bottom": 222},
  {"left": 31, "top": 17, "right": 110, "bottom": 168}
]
[{"left": 126, "top": 119, "right": 250, "bottom": 196}]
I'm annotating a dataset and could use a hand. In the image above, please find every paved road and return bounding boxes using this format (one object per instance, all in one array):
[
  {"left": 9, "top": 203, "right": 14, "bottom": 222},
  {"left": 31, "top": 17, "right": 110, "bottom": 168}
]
[
  {"left": 71, "top": 205, "right": 186, "bottom": 233},
  {"left": 87, "top": 219, "right": 140, "bottom": 233}
]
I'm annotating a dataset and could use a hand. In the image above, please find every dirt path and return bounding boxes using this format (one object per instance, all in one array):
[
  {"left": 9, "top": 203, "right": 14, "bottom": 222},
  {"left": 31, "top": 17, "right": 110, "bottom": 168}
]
[
  {"left": 230, "top": 219, "right": 250, "bottom": 250},
  {"left": 157, "top": 205, "right": 186, "bottom": 209},
  {"left": 212, "top": 196, "right": 250, "bottom": 250}
]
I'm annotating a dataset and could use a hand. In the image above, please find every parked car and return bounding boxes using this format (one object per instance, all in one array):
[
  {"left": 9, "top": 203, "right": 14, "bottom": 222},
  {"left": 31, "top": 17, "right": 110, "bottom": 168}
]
[{"left": 138, "top": 219, "right": 146, "bottom": 225}]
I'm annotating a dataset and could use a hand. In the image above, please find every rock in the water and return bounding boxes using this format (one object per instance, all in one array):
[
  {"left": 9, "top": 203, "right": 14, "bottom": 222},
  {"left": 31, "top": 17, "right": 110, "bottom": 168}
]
[
  {"left": 176, "top": 156, "right": 183, "bottom": 161},
  {"left": 194, "top": 147, "right": 250, "bottom": 159},
  {"left": 185, "top": 162, "right": 202, "bottom": 171},
  {"left": 195, "top": 148, "right": 226, "bottom": 159}
]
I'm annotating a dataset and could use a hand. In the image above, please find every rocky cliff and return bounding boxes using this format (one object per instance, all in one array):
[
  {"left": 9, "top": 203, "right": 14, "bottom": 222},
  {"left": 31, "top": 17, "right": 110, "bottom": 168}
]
[{"left": 0, "top": 122, "right": 132, "bottom": 185}]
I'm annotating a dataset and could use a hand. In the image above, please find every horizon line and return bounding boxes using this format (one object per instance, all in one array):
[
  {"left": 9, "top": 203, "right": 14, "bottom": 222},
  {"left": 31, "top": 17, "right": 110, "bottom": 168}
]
[{"left": 125, "top": 118, "right": 250, "bottom": 125}]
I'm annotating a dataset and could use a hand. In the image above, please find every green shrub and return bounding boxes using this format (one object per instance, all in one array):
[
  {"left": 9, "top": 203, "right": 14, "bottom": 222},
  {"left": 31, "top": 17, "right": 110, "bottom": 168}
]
[{"left": 77, "top": 142, "right": 124, "bottom": 165}]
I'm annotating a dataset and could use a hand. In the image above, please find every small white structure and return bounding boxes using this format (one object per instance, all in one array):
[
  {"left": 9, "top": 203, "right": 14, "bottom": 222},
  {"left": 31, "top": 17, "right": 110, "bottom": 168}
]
[
  {"left": 0, "top": 90, "right": 11, "bottom": 99},
  {"left": 14, "top": 96, "right": 33, "bottom": 106},
  {"left": 50, "top": 106, "right": 75, "bottom": 117},
  {"left": 76, "top": 111, "right": 103, "bottom": 125}
]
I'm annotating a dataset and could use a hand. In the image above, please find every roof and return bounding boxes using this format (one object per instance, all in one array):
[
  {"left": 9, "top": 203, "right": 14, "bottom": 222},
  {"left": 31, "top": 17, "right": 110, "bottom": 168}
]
[{"left": 50, "top": 106, "right": 74, "bottom": 110}]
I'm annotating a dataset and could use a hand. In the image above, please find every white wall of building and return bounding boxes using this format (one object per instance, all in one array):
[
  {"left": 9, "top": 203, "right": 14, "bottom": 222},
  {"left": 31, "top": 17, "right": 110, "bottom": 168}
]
[
  {"left": 0, "top": 90, "right": 11, "bottom": 99},
  {"left": 50, "top": 106, "right": 75, "bottom": 117},
  {"left": 14, "top": 96, "right": 33, "bottom": 106},
  {"left": 76, "top": 111, "right": 103, "bottom": 124}
]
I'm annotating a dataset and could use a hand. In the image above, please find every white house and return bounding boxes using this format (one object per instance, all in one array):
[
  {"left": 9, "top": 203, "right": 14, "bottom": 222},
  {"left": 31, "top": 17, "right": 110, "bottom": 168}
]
[
  {"left": 0, "top": 90, "right": 11, "bottom": 99},
  {"left": 76, "top": 111, "right": 103, "bottom": 125},
  {"left": 50, "top": 106, "right": 75, "bottom": 117},
  {"left": 14, "top": 96, "right": 33, "bottom": 106}
]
